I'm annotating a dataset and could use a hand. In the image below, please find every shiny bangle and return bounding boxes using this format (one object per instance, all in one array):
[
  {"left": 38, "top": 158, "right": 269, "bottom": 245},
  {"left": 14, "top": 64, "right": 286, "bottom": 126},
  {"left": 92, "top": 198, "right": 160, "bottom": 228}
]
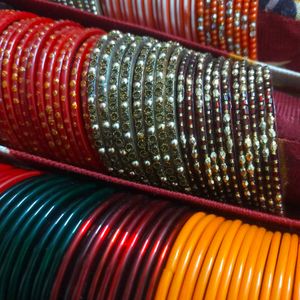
[
  {"left": 203, "top": 0, "right": 211, "bottom": 45},
  {"left": 237, "top": 227, "right": 266, "bottom": 299},
  {"left": 220, "top": 59, "right": 242, "bottom": 204},
  {"left": 241, "top": 0, "right": 250, "bottom": 56},
  {"left": 154, "top": 212, "right": 205, "bottom": 300},
  {"left": 196, "top": 0, "right": 205, "bottom": 43},
  {"left": 293, "top": 241, "right": 300, "bottom": 300},
  {"left": 194, "top": 220, "right": 232, "bottom": 299},
  {"left": 225, "top": 0, "right": 234, "bottom": 52},
  {"left": 247, "top": 66, "right": 267, "bottom": 210},
  {"left": 231, "top": 61, "right": 251, "bottom": 205},
  {"left": 204, "top": 60, "right": 224, "bottom": 199},
  {"left": 262, "top": 66, "right": 284, "bottom": 215},
  {"left": 270, "top": 233, "right": 291, "bottom": 299},
  {"left": 248, "top": 231, "right": 273, "bottom": 299},
  {"left": 255, "top": 65, "right": 275, "bottom": 212},
  {"left": 211, "top": 57, "right": 231, "bottom": 199},
  {"left": 239, "top": 60, "right": 258, "bottom": 208},
  {"left": 193, "top": 53, "right": 212, "bottom": 197},
  {"left": 210, "top": 0, "right": 218, "bottom": 47},
  {"left": 178, "top": 215, "right": 223, "bottom": 300},
  {"left": 227, "top": 225, "right": 258, "bottom": 299},
  {"left": 233, "top": 0, "right": 242, "bottom": 55},
  {"left": 281, "top": 234, "right": 299, "bottom": 299},
  {"left": 205, "top": 220, "right": 242, "bottom": 300},
  {"left": 217, "top": 0, "right": 226, "bottom": 50},
  {"left": 167, "top": 213, "right": 215, "bottom": 300},
  {"left": 260, "top": 231, "right": 282, "bottom": 299},
  {"left": 249, "top": 0, "right": 258, "bottom": 59}
]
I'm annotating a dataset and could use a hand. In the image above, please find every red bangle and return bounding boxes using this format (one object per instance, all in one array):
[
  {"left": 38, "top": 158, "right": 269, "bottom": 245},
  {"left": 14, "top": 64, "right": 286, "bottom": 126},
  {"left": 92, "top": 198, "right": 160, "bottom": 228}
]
[
  {"left": 12, "top": 19, "right": 53, "bottom": 155},
  {"left": 190, "top": 0, "right": 197, "bottom": 42},
  {"left": 169, "top": 0, "right": 177, "bottom": 35},
  {"left": 241, "top": 0, "right": 250, "bottom": 57},
  {"left": 183, "top": 0, "right": 193, "bottom": 40},
  {"left": 60, "top": 28, "right": 103, "bottom": 167},
  {"left": 30, "top": 21, "right": 79, "bottom": 159},
  {"left": 203, "top": 0, "right": 211, "bottom": 45}
]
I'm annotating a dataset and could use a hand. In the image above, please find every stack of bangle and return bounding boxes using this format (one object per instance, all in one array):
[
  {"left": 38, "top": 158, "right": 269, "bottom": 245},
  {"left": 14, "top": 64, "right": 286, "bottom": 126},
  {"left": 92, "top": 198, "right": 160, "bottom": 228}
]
[
  {"left": 0, "top": 11, "right": 283, "bottom": 214},
  {"left": 0, "top": 162, "right": 298, "bottom": 300},
  {"left": 48, "top": 0, "right": 258, "bottom": 59}
]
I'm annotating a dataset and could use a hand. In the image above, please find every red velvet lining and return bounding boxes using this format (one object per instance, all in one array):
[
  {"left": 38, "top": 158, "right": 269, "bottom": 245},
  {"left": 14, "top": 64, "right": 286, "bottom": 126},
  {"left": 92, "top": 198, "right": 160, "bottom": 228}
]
[{"left": 2, "top": 0, "right": 300, "bottom": 232}]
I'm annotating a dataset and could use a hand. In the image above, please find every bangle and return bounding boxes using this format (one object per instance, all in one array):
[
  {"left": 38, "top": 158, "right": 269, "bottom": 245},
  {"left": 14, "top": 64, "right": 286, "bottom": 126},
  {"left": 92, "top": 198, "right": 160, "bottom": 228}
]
[
  {"left": 217, "top": 0, "right": 226, "bottom": 50},
  {"left": 248, "top": 231, "right": 273, "bottom": 299},
  {"left": 233, "top": 0, "right": 242, "bottom": 55},
  {"left": 270, "top": 233, "right": 291, "bottom": 299},
  {"left": 203, "top": 0, "right": 211, "bottom": 45},
  {"left": 168, "top": 213, "right": 217, "bottom": 300},
  {"left": 210, "top": 0, "right": 218, "bottom": 48},
  {"left": 176, "top": 50, "right": 195, "bottom": 192},
  {"left": 249, "top": 0, "right": 258, "bottom": 59},
  {"left": 225, "top": 0, "right": 234, "bottom": 52},
  {"left": 247, "top": 65, "right": 267, "bottom": 210},
  {"left": 260, "top": 231, "right": 282, "bottom": 299},
  {"left": 205, "top": 220, "right": 242, "bottom": 299},
  {"left": 262, "top": 66, "right": 284, "bottom": 215},
  {"left": 231, "top": 61, "right": 251, "bottom": 206},
  {"left": 227, "top": 225, "right": 258, "bottom": 299},
  {"left": 239, "top": 60, "right": 258, "bottom": 207},
  {"left": 177, "top": 215, "right": 223, "bottom": 300},
  {"left": 193, "top": 220, "right": 232, "bottom": 299},
  {"left": 196, "top": 0, "right": 205, "bottom": 43},
  {"left": 220, "top": 59, "right": 242, "bottom": 204},
  {"left": 241, "top": 0, "right": 250, "bottom": 56},
  {"left": 237, "top": 227, "right": 266, "bottom": 298}
]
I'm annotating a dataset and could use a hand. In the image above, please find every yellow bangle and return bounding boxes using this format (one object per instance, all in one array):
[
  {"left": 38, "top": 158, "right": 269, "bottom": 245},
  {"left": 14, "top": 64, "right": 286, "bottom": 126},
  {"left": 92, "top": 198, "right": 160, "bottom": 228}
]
[
  {"left": 260, "top": 231, "right": 282, "bottom": 299},
  {"left": 167, "top": 214, "right": 216, "bottom": 300},
  {"left": 227, "top": 225, "right": 258, "bottom": 299},
  {"left": 293, "top": 241, "right": 300, "bottom": 300},
  {"left": 193, "top": 220, "right": 232, "bottom": 300},
  {"left": 238, "top": 227, "right": 266, "bottom": 299},
  {"left": 282, "top": 234, "right": 298, "bottom": 299},
  {"left": 154, "top": 212, "right": 205, "bottom": 300},
  {"left": 248, "top": 231, "right": 273, "bottom": 300},
  {"left": 270, "top": 232, "right": 291, "bottom": 300},
  {"left": 204, "top": 220, "right": 242, "bottom": 300},
  {"left": 215, "top": 223, "right": 250, "bottom": 299},
  {"left": 178, "top": 216, "right": 224, "bottom": 300}
]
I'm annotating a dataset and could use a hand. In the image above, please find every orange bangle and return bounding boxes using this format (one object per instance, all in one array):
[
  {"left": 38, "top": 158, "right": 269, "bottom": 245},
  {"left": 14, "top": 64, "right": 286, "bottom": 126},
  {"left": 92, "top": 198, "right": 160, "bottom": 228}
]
[
  {"left": 241, "top": 0, "right": 250, "bottom": 56},
  {"left": 205, "top": 220, "right": 242, "bottom": 300},
  {"left": 167, "top": 214, "right": 216, "bottom": 300},
  {"left": 193, "top": 220, "right": 232, "bottom": 300},
  {"left": 248, "top": 231, "right": 273, "bottom": 300},
  {"left": 282, "top": 234, "right": 299, "bottom": 300},
  {"left": 196, "top": 0, "right": 205, "bottom": 44},
  {"left": 178, "top": 216, "right": 224, "bottom": 300},
  {"left": 215, "top": 223, "right": 250, "bottom": 299},
  {"left": 260, "top": 232, "right": 282, "bottom": 299},
  {"left": 238, "top": 227, "right": 266, "bottom": 299},
  {"left": 233, "top": 0, "right": 242, "bottom": 55},
  {"left": 270, "top": 233, "right": 291, "bottom": 300},
  {"left": 210, "top": 0, "right": 218, "bottom": 48},
  {"left": 217, "top": 0, "right": 226, "bottom": 50},
  {"left": 248, "top": 0, "right": 258, "bottom": 59},
  {"left": 227, "top": 225, "right": 258, "bottom": 299},
  {"left": 154, "top": 212, "right": 205, "bottom": 300},
  {"left": 293, "top": 241, "right": 300, "bottom": 300}
]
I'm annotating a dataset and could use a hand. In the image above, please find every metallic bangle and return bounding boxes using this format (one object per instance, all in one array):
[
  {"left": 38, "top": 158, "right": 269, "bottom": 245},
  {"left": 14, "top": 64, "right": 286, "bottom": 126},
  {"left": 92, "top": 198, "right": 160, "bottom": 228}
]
[
  {"left": 221, "top": 58, "right": 242, "bottom": 205},
  {"left": 212, "top": 57, "right": 232, "bottom": 200},
  {"left": 239, "top": 60, "right": 258, "bottom": 207},
  {"left": 204, "top": 60, "right": 224, "bottom": 200},
  {"left": 132, "top": 38, "right": 159, "bottom": 184},
  {"left": 106, "top": 33, "right": 133, "bottom": 176},
  {"left": 176, "top": 50, "right": 196, "bottom": 192},
  {"left": 117, "top": 35, "right": 149, "bottom": 181},
  {"left": 193, "top": 53, "right": 212, "bottom": 197},
  {"left": 262, "top": 66, "right": 284, "bottom": 215},
  {"left": 255, "top": 64, "right": 275, "bottom": 212},
  {"left": 143, "top": 41, "right": 167, "bottom": 186},
  {"left": 155, "top": 42, "right": 188, "bottom": 189},
  {"left": 232, "top": 61, "right": 252, "bottom": 205},
  {"left": 247, "top": 65, "right": 267, "bottom": 210}
]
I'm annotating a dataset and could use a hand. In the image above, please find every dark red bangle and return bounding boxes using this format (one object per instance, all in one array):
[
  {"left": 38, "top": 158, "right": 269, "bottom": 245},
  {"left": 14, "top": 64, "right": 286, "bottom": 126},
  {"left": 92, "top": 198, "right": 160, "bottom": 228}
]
[
  {"left": 87, "top": 199, "right": 149, "bottom": 300},
  {"left": 64, "top": 194, "right": 129, "bottom": 300}
]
